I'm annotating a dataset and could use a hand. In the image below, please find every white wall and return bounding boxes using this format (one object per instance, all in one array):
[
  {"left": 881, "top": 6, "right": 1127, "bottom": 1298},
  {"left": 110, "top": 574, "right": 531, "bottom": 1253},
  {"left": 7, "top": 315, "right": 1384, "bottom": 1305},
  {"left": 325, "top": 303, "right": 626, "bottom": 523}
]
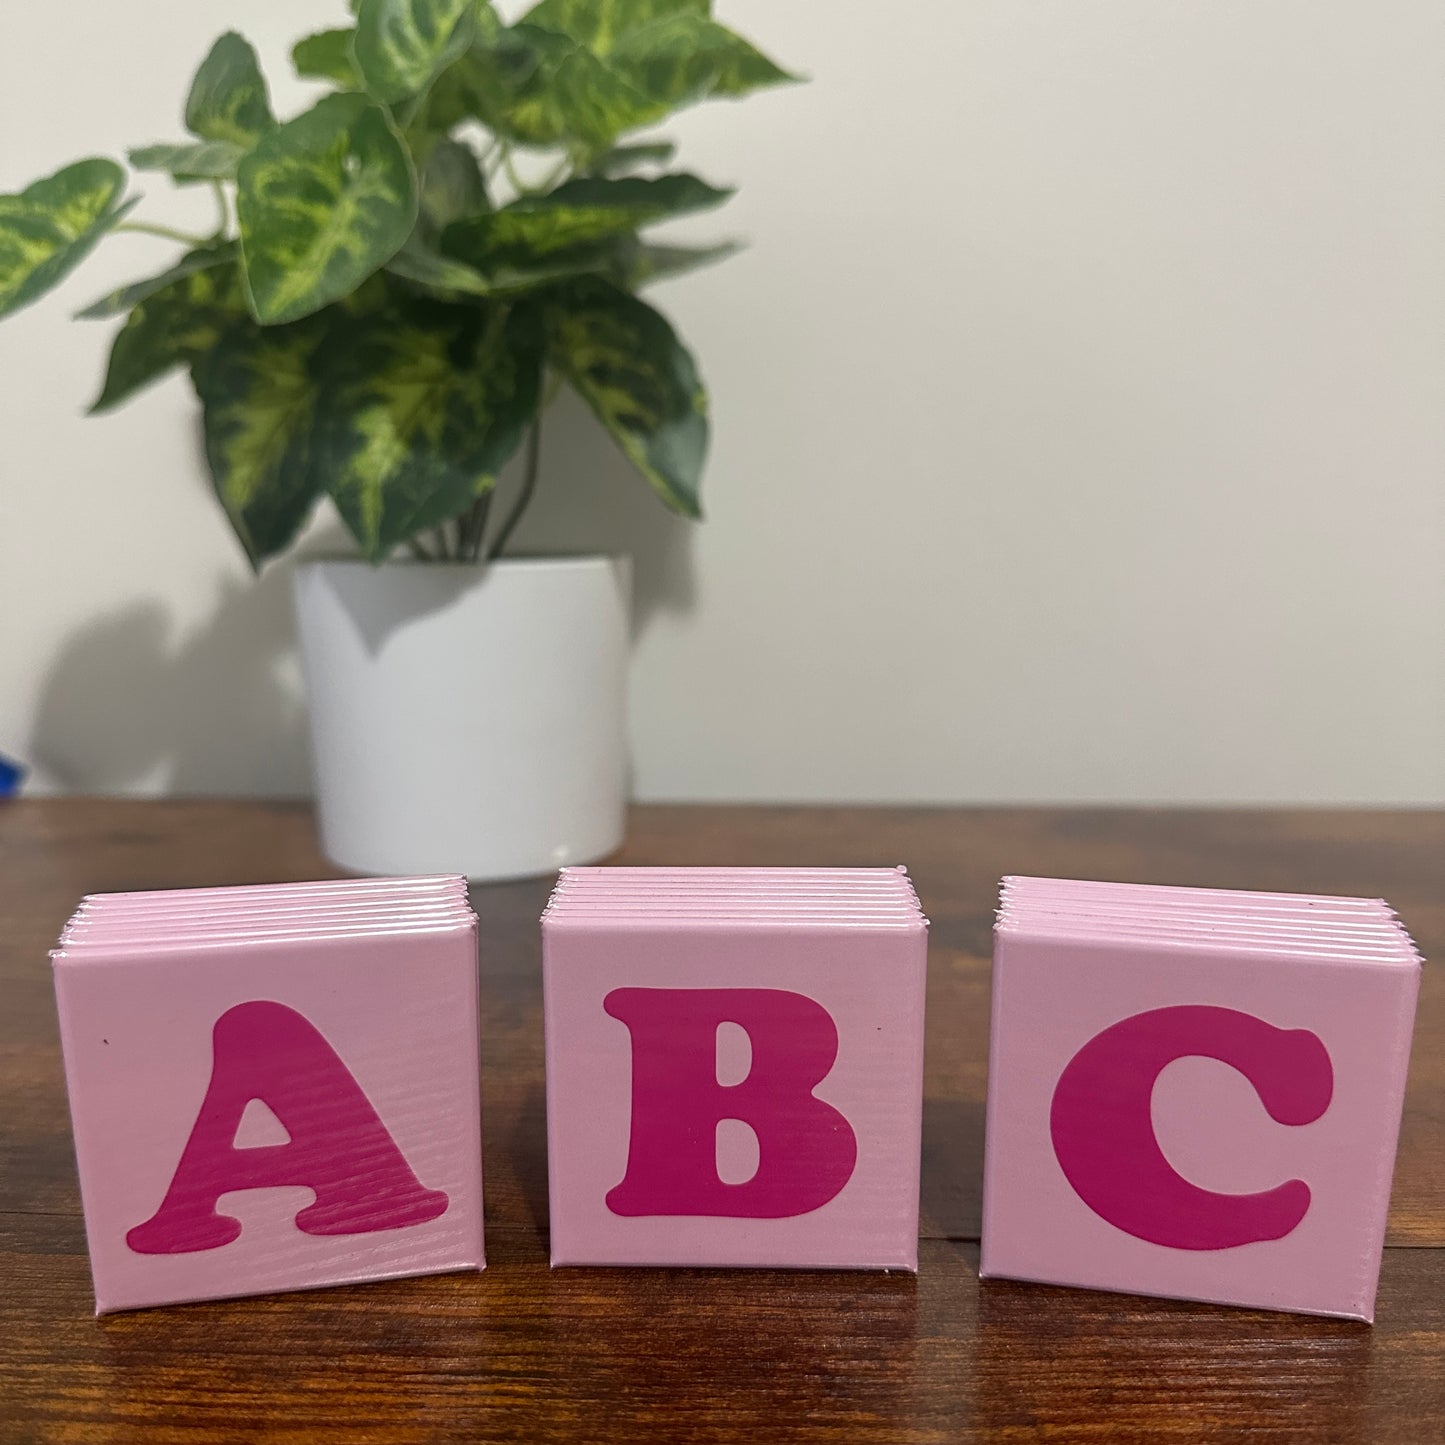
[{"left": 3, "top": 1, "right": 1443, "bottom": 804}]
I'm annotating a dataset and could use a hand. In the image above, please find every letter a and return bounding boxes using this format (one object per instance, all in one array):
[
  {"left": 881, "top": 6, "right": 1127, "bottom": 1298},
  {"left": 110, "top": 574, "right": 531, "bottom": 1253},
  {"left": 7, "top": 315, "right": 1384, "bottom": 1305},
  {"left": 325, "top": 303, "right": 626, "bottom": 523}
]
[
  {"left": 1049, "top": 1004, "right": 1333, "bottom": 1250},
  {"left": 604, "top": 988, "right": 857, "bottom": 1218},
  {"left": 127, "top": 1000, "right": 449, "bottom": 1254}
]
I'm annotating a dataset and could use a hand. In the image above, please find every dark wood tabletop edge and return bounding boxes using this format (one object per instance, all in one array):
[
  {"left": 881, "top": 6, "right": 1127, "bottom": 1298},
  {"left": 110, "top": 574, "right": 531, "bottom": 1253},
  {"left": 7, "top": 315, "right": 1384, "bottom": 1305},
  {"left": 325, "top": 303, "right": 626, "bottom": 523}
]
[{"left": 12, "top": 796, "right": 1445, "bottom": 833}]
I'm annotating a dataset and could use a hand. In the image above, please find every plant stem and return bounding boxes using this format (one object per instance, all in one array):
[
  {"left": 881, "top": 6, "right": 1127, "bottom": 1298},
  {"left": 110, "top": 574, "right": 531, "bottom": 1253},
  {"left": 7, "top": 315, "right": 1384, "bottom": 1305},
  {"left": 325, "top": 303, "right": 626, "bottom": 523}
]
[
  {"left": 406, "top": 537, "right": 433, "bottom": 561},
  {"left": 209, "top": 182, "right": 229, "bottom": 240},
  {"left": 113, "top": 220, "right": 213, "bottom": 247},
  {"left": 502, "top": 147, "right": 535, "bottom": 198},
  {"left": 486, "top": 415, "right": 543, "bottom": 561},
  {"left": 457, "top": 492, "right": 493, "bottom": 562},
  {"left": 481, "top": 144, "right": 509, "bottom": 187},
  {"left": 431, "top": 526, "right": 451, "bottom": 561}
]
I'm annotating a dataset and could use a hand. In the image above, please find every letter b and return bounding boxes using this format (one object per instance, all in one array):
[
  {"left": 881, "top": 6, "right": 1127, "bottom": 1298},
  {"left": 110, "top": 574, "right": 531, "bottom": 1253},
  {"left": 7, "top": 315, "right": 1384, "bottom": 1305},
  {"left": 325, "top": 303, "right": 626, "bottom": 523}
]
[{"left": 604, "top": 988, "right": 857, "bottom": 1219}]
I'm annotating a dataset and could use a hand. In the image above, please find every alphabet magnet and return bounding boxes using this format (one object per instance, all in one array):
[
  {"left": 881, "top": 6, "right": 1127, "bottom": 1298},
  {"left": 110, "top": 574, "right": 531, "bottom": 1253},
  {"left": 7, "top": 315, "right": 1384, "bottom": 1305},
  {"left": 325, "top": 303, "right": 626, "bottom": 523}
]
[
  {"left": 980, "top": 877, "right": 1422, "bottom": 1320},
  {"left": 52, "top": 876, "right": 485, "bottom": 1312},
  {"left": 542, "top": 867, "right": 928, "bottom": 1269}
]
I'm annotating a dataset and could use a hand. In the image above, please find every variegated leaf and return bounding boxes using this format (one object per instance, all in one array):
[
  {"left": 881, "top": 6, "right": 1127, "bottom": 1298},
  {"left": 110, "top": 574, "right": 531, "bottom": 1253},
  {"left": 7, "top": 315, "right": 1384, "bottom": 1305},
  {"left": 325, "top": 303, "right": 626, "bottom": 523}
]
[
  {"left": 520, "top": 0, "right": 705, "bottom": 55},
  {"left": 128, "top": 141, "right": 247, "bottom": 184},
  {"left": 316, "top": 300, "right": 544, "bottom": 560},
  {"left": 354, "top": 0, "right": 473, "bottom": 105},
  {"left": 90, "top": 256, "right": 246, "bottom": 412},
  {"left": 384, "top": 238, "right": 493, "bottom": 295},
  {"left": 465, "top": 24, "right": 665, "bottom": 149},
  {"left": 545, "top": 277, "right": 706, "bottom": 516},
  {"left": 388, "top": 234, "right": 610, "bottom": 297},
  {"left": 611, "top": 14, "right": 799, "bottom": 104},
  {"left": 237, "top": 93, "right": 417, "bottom": 325},
  {"left": 293, "top": 30, "right": 363, "bottom": 90},
  {"left": 185, "top": 33, "right": 275, "bottom": 149},
  {"left": 405, "top": 3, "right": 503, "bottom": 134},
  {"left": 77, "top": 242, "right": 236, "bottom": 320},
  {"left": 0, "top": 159, "right": 134, "bottom": 320},
  {"left": 195, "top": 316, "right": 329, "bottom": 566},
  {"left": 473, "top": 6, "right": 792, "bottom": 152},
  {"left": 444, "top": 172, "right": 730, "bottom": 269}
]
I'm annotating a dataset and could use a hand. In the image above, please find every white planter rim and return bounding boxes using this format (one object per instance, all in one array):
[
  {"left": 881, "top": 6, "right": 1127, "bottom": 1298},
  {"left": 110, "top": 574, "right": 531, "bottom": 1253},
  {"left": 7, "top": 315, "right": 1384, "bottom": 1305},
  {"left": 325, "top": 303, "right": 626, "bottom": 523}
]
[{"left": 298, "top": 553, "right": 623, "bottom": 572}]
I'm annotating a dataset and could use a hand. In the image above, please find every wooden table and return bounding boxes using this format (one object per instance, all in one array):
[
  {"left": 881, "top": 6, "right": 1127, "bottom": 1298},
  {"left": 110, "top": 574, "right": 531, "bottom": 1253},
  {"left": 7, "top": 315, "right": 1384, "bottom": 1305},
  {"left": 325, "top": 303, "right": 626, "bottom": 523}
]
[{"left": 2, "top": 801, "right": 1441, "bottom": 1443}]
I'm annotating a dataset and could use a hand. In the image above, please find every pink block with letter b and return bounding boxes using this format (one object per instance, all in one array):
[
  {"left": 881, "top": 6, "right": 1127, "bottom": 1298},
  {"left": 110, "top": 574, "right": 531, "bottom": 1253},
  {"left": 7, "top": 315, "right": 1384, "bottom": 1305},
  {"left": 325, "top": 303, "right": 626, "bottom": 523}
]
[
  {"left": 52, "top": 876, "right": 484, "bottom": 1313},
  {"left": 980, "top": 877, "right": 1422, "bottom": 1320},
  {"left": 542, "top": 867, "right": 928, "bottom": 1269}
]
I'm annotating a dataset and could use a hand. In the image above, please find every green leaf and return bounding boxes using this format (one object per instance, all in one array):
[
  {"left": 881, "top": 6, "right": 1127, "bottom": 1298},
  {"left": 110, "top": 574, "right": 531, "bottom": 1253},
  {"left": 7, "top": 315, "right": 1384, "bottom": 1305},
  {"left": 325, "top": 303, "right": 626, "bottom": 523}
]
[
  {"left": 410, "top": 60, "right": 477, "bottom": 136},
  {"left": 185, "top": 33, "right": 275, "bottom": 149},
  {"left": 464, "top": 24, "right": 665, "bottom": 150},
  {"left": 624, "top": 237, "right": 741, "bottom": 287},
  {"left": 384, "top": 238, "right": 494, "bottom": 295},
  {"left": 195, "top": 316, "right": 329, "bottom": 566},
  {"left": 77, "top": 242, "right": 236, "bottom": 320},
  {"left": 408, "top": 5, "right": 505, "bottom": 134},
  {"left": 0, "top": 159, "right": 134, "bottom": 320},
  {"left": 591, "top": 140, "right": 675, "bottom": 175},
  {"left": 545, "top": 277, "right": 705, "bottom": 516},
  {"left": 354, "top": 0, "right": 473, "bottom": 105},
  {"left": 468, "top": 7, "right": 794, "bottom": 153},
  {"left": 389, "top": 234, "right": 610, "bottom": 297},
  {"left": 697, "top": 23, "right": 799, "bottom": 96},
  {"left": 470, "top": 0, "right": 504, "bottom": 45},
  {"left": 237, "top": 93, "right": 417, "bottom": 325},
  {"left": 521, "top": 0, "right": 705, "bottom": 55},
  {"left": 316, "top": 300, "right": 544, "bottom": 560},
  {"left": 128, "top": 140, "right": 247, "bottom": 184},
  {"left": 418, "top": 137, "right": 488, "bottom": 233},
  {"left": 91, "top": 258, "right": 246, "bottom": 413},
  {"left": 610, "top": 15, "right": 799, "bottom": 104},
  {"left": 293, "top": 30, "right": 362, "bottom": 89},
  {"left": 541, "top": 172, "right": 732, "bottom": 222},
  {"left": 445, "top": 172, "right": 730, "bottom": 269}
]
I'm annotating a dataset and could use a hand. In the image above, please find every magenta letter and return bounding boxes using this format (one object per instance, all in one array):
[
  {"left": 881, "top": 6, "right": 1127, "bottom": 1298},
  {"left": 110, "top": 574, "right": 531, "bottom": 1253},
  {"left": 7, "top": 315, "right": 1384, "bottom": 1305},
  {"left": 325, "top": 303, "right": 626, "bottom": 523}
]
[
  {"left": 1049, "top": 1004, "right": 1333, "bottom": 1249},
  {"left": 604, "top": 988, "right": 858, "bottom": 1218},
  {"left": 127, "top": 1000, "right": 449, "bottom": 1254}
]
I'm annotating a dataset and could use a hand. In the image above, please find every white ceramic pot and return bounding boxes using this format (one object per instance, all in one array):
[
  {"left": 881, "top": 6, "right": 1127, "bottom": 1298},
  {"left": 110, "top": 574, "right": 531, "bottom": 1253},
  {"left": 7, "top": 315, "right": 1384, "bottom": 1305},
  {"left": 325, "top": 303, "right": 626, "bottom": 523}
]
[{"left": 292, "top": 556, "right": 630, "bottom": 881}]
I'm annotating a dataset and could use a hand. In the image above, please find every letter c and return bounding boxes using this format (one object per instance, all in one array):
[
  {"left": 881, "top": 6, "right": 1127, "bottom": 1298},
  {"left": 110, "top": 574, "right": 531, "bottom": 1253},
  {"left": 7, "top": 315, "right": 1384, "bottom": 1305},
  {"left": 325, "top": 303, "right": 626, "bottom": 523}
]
[{"left": 1049, "top": 1005, "right": 1333, "bottom": 1249}]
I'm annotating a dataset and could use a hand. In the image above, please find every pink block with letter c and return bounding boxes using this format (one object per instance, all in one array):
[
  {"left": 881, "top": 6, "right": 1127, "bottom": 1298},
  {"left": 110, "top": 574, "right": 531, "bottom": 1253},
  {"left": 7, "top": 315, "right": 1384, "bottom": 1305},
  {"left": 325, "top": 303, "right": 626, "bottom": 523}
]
[
  {"left": 542, "top": 895, "right": 928, "bottom": 1269},
  {"left": 981, "top": 894, "right": 1420, "bottom": 1320},
  {"left": 53, "top": 902, "right": 484, "bottom": 1313}
]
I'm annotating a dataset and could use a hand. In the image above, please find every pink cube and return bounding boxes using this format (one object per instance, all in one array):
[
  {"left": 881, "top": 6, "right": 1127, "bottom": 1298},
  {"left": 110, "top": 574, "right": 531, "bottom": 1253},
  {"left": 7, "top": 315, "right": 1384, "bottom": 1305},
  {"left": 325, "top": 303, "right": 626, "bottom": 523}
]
[
  {"left": 52, "top": 883, "right": 485, "bottom": 1313},
  {"left": 981, "top": 881, "right": 1421, "bottom": 1320},
  {"left": 542, "top": 872, "right": 928, "bottom": 1269}
]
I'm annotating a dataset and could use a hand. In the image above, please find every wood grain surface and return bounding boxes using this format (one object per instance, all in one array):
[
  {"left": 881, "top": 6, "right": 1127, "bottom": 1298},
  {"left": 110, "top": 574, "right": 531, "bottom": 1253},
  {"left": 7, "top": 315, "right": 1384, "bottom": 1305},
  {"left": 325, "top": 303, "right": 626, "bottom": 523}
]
[{"left": 1, "top": 800, "right": 1441, "bottom": 1443}]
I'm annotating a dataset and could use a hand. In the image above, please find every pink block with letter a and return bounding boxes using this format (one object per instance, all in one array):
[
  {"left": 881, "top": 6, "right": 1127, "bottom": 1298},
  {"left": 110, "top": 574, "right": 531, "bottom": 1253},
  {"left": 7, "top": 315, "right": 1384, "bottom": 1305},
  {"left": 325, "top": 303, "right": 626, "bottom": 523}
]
[
  {"left": 542, "top": 868, "right": 928, "bottom": 1269},
  {"left": 981, "top": 878, "right": 1421, "bottom": 1321},
  {"left": 52, "top": 880, "right": 484, "bottom": 1313}
]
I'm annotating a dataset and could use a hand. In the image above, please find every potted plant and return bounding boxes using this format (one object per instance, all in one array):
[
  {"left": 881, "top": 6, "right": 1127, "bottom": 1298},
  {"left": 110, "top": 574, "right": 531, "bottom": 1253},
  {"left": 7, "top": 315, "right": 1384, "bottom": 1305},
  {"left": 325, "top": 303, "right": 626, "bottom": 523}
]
[{"left": 0, "top": 0, "right": 797, "bottom": 880}]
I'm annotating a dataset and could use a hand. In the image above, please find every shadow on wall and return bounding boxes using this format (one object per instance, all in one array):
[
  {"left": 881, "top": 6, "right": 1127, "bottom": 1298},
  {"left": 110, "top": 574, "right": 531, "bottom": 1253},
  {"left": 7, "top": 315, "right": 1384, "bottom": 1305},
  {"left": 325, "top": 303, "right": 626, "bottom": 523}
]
[
  {"left": 28, "top": 396, "right": 698, "bottom": 795},
  {"left": 29, "top": 562, "right": 312, "bottom": 797}
]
